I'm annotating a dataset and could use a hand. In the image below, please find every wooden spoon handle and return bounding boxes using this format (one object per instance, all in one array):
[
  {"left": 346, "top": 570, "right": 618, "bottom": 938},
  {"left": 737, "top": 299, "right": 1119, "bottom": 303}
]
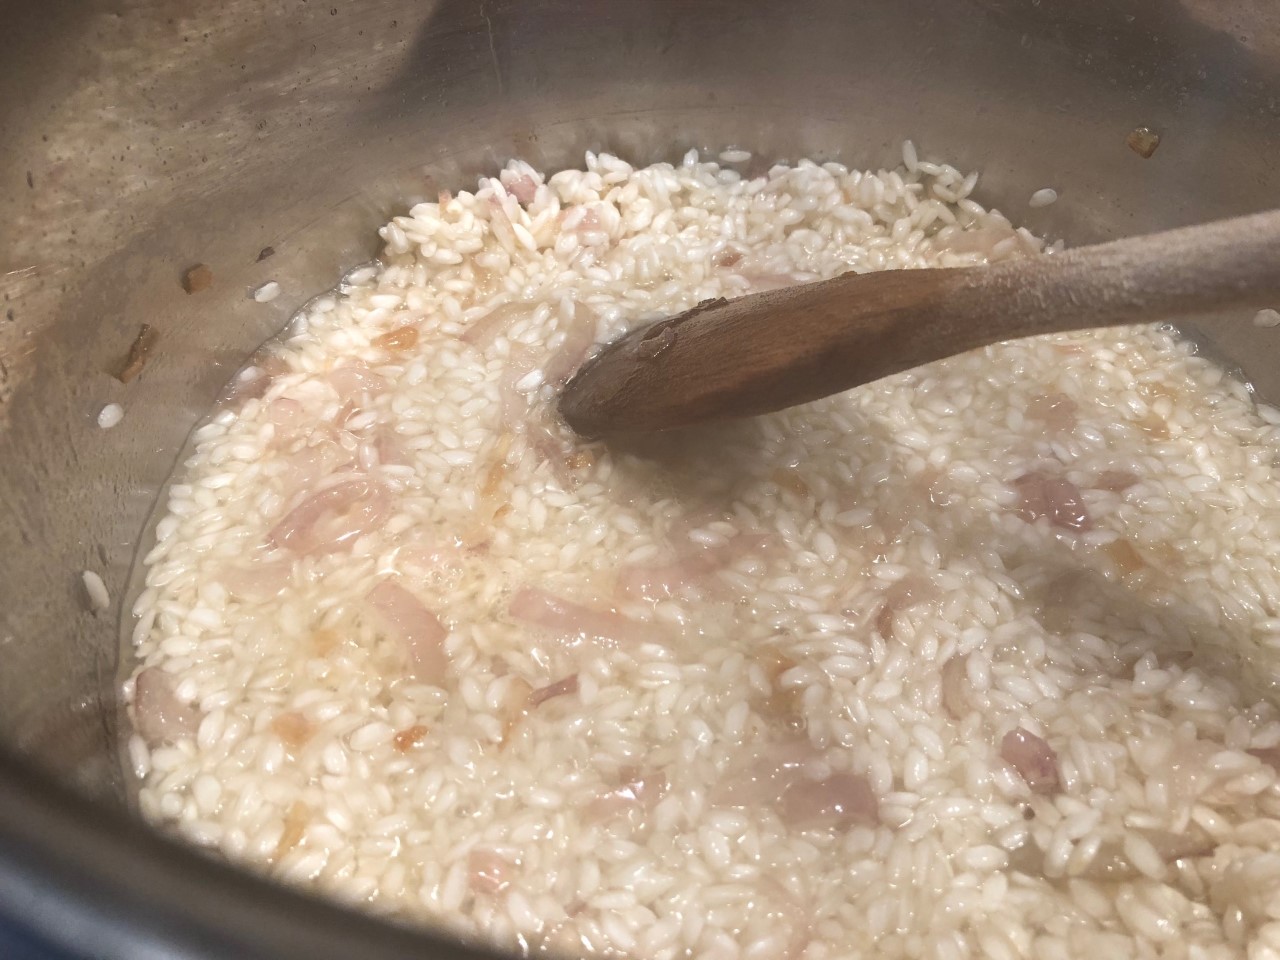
[
  {"left": 561, "top": 209, "right": 1280, "bottom": 437},
  {"left": 949, "top": 207, "right": 1280, "bottom": 339}
]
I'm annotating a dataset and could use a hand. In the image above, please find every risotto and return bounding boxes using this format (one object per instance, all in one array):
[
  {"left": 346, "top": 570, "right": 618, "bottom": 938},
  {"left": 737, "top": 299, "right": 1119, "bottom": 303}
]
[{"left": 125, "top": 146, "right": 1280, "bottom": 960}]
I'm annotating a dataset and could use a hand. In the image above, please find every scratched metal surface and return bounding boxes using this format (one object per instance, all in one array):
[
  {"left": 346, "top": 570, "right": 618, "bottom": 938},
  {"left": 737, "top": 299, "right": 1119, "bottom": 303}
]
[{"left": 0, "top": 0, "right": 1277, "bottom": 954}]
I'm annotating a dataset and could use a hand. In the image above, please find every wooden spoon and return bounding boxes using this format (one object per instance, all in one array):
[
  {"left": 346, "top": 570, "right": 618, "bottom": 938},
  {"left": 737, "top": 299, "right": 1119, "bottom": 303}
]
[{"left": 559, "top": 209, "right": 1280, "bottom": 438}]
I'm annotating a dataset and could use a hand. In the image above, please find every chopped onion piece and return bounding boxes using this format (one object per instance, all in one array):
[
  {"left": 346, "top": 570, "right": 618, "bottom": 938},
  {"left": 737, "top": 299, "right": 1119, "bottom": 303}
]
[
  {"left": 509, "top": 587, "right": 648, "bottom": 648},
  {"left": 133, "top": 667, "right": 200, "bottom": 745},
  {"left": 268, "top": 479, "right": 391, "bottom": 556},
  {"left": 366, "top": 580, "right": 449, "bottom": 681},
  {"left": 267, "top": 397, "right": 306, "bottom": 431},
  {"left": 498, "top": 345, "right": 538, "bottom": 429},
  {"left": 875, "top": 575, "right": 937, "bottom": 640},
  {"left": 326, "top": 364, "right": 387, "bottom": 404},
  {"left": 940, "top": 654, "right": 970, "bottom": 719},
  {"left": 469, "top": 848, "right": 514, "bottom": 895},
  {"left": 713, "top": 739, "right": 879, "bottom": 829},
  {"left": 588, "top": 768, "right": 669, "bottom": 823},
  {"left": 1095, "top": 469, "right": 1140, "bottom": 493},
  {"left": 1001, "top": 727, "right": 1060, "bottom": 795},
  {"left": 373, "top": 426, "right": 407, "bottom": 466},
  {"left": 1249, "top": 747, "right": 1280, "bottom": 769},
  {"left": 525, "top": 422, "right": 594, "bottom": 490},
  {"left": 503, "top": 174, "right": 539, "bottom": 206},
  {"left": 1082, "top": 826, "right": 1215, "bottom": 881},
  {"left": 528, "top": 674, "right": 579, "bottom": 708},
  {"left": 279, "top": 440, "right": 351, "bottom": 494},
  {"left": 219, "top": 558, "right": 292, "bottom": 602},
  {"left": 618, "top": 532, "right": 771, "bottom": 602},
  {"left": 542, "top": 303, "right": 598, "bottom": 387},
  {"left": 1013, "top": 471, "right": 1091, "bottom": 531},
  {"left": 1026, "top": 392, "right": 1077, "bottom": 432},
  {"left": 462, "top": 301, "right": 531, "bottom": 348},
  {"left": 271, "top": 710, "right": 314, "bottom": 749},
  {"left": 780, "top": 772, "right": 879, "bottom": 828},
  {"left": 372, "top": 326, "right": 419, "bottom": 352}
]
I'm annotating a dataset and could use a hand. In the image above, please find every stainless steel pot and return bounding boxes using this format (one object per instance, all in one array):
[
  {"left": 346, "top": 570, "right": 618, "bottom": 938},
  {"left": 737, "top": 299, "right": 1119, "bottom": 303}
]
[{"left": 2, "top": 1, "right": 1279, "bottom": 956}]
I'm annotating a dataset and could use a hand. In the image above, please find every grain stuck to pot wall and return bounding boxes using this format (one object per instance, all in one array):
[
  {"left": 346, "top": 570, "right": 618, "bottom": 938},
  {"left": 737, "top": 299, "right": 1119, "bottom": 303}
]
[
  {"left": 97, "top": 404, "right": 124, "bottom": 429},
  {"left": 1028, "top": 187, "right": 1057, "bottom": 208},
  {"left": 125, "top": 149, "right": 1280, "bottom": 959}
]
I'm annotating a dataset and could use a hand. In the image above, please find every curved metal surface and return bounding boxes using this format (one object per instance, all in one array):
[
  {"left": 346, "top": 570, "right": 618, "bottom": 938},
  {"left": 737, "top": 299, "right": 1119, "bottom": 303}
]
[
  {"left": 1, "top": 0, "right": 1279, "bottom": 955},
  {"left": 0, "top": 749, "right": 503, "bottom": 960}
]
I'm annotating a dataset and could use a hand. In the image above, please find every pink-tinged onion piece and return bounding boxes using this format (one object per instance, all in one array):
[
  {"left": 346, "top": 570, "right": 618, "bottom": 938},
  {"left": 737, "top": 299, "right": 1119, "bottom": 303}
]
[
  {"left": 713, "top": 740, "right": 879, "bottom": 829},
  {"left": 739, "top": 270, "right": 808, "bottom": 293},
  {"left": 1249, "top": 747, "right": 1280, "bottom": 770},
  {"left": 754, "top": 878, "right": 814, "bottom": 960},
  {"left": 267, "top": 397, "right": 306, "bottom": 431},
  {"left": 617, "top": 558, "right": 705, "bottom": 603},
  {"left": 712, "top": 743, "right": 809, "bottom": 809},
  {"left": 509, "top": 587, "right": 648, "bottom": 648},
  {"left": 1075, "top": 825, "right": 1216, "bottom": 882},
  {"left": 542, "top": 303, "right": 598, "bottom": 388},
  {"left": 496, "top": 678, "right": 533, "bottom": 744},
  {"left": 1001, "top": 727, "right": 1061, "bottom": 795},
  {"left": 875, "top": 575, "right": 938, "bottom": 640},
  {"left": 588, "top": 768, "right": 669, "bottom": 823},
  {"left": 503, "top": 173, "right": 539, "bottom": 206},
  {"left": 939, "top": 221, "right": 1018, "bottom": 258},
  {"left": 497, "top": 345, "right": 538, "bottom": 431},
  {"left": 528, "top": 674, "right": 579, "bottom": 709},
  {"left": 395, "top": 542, "right": 467, "bottom": 585},
  {"left": 487, "top": 200, "right": 519, "bottom": 251},
  {"left": 1026, "top": 393, "right": 1078, "bottom": 433},
  {"left": 524, "top": 422, "right": 596, "bottom": 491},
  {"left": 618, "top": 532, "right": 771, "bottom": 603},
  {"left": 1013, "top": 471, "right": 1092, "bottom": 531},
  {"left": 940, "top": 654, "right": 970, "bottom": 720},
  {"left": 366, "top": 580, "right": 449, "bottom": 681},
  {"left": 280, "top": 440, "right": 351, "bottom": 494},
  {"left": 780, "top": 772, "right": 879, "bottom": 828},
  {"left": 326, "top": 364, "right": 387, "bottom": 404},
  {"left": 525, "top": 421, "right": 569, "bottom": 466},
  {"left": 468, "top": 848, "right": 514, "bottom": 895},
  {"left": 133, "top": 667, "right": 200, "bottom": 745},
  {"left": 269, "top": 479, "right": 391, "bottom": 556},
  {"left": 216, "top": 352, "right": 290, "bottom": 411},
  {"left": 219, "top": 558, "right": 292, "bottom": 602},
  {"left": 374, "top": 426, "right": 407, "bottom": 466},
  {"left": 462, "top": 301, "right": 531, "bottom": 348},
  {"left": 713, "top": 761, "right": 790, "bottom": 809},
  {"left": 1095, "top": 469, "right": 1140, "bottom": 493},
  {"left": 576, "top": 207, "right": 604, "bottom": 235}
]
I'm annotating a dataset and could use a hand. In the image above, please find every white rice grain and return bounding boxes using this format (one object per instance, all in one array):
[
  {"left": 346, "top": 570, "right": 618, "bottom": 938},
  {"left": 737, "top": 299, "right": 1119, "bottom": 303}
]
[
  {"left": 252, "top": 281, "right": 281, "bottom": 303},
  {"left": 97, "top": 403, "right": 124, "bottom": 429},
  {"left": 82, "top": 570, "right": 110, "bottom": 611}
]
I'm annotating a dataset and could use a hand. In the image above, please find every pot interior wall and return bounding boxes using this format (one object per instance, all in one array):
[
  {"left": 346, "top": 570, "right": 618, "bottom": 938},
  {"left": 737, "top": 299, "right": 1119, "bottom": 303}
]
[{"left": 2, "top": 0, "right": 1279, "bottom": 803}]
